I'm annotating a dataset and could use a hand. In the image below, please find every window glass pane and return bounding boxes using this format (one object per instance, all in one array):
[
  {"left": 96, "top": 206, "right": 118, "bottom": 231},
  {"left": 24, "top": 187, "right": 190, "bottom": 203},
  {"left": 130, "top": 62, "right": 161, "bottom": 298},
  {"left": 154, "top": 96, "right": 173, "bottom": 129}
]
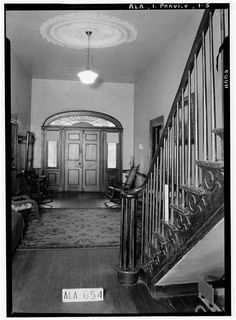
[
  {"left": 50, "top": 115, "right": 115, "bottom": 127},
  {"left": 48, "top": 141, "right": 57, "bottom": 167},
  {"left": 107, "top": 143, "right": 117, "bottom": 169},
  {"left": 106, "top": 132, "right": 119, "bottom": 143}
]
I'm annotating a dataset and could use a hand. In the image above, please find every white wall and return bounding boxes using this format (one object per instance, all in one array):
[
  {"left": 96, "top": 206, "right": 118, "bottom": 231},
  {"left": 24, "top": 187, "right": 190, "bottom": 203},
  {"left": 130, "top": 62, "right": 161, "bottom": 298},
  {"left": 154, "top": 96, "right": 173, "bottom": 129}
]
[
  {"left": 31, "top": 79, "right": 134, "bottom": 169},
  {"left": 11, "top": 49, "right": 32, "bottom": 133},
  {"left": 133, "top": 11, "right": 203, "bottom": 177}
]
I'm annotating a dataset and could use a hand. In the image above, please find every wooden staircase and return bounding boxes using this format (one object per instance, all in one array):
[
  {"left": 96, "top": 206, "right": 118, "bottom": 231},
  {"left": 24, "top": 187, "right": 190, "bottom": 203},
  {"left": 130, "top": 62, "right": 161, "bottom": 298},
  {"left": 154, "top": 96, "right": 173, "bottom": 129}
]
[{"left": 117, "top": 7, "right": 228, "bottom": 306}]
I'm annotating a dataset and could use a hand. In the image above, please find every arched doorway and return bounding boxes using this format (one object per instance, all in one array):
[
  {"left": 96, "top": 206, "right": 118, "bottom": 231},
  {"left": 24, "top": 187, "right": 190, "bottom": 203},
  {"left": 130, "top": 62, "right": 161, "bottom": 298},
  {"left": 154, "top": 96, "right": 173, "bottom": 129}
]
[{"left": 41, "top": 111, "right": 123, "bottom": 192}]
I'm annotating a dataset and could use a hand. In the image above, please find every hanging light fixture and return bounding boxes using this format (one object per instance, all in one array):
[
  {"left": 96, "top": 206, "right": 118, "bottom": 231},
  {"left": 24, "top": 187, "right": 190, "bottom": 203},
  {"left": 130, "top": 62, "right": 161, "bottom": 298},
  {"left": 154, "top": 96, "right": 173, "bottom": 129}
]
[{"left": 77, "top": 31, "right": 98, "bottom": 84}]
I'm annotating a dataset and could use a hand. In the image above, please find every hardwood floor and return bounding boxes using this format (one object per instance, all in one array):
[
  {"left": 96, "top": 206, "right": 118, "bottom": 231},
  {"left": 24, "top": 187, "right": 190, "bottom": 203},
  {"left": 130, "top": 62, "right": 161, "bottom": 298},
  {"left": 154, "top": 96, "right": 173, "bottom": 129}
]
[
  {"left": 10, "top": 192, "right": 201, "bottom": 315},
  {"left": 11, "top": 248, "right": 200, "bottom": 315},
  {"left": 45, "top": 191, "right": 107, "bottom": 209}
]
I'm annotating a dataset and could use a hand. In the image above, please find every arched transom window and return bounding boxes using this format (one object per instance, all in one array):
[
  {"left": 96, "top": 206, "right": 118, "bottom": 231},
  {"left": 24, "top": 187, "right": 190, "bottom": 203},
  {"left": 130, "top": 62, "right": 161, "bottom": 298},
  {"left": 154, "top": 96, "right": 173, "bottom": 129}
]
[
  {"left": 43, "top": 111, "right": 122, "bottom": 129},
  {"left": 50, "top": 115, "right": 115, "bottom": 127}
]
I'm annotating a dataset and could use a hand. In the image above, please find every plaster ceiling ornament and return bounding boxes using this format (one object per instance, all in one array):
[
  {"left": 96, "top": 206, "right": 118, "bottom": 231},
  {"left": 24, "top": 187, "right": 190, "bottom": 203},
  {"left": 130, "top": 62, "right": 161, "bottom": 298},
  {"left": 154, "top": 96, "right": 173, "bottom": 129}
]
[{"left": 40, "top": 13, "right": 137, "bottom": 49}]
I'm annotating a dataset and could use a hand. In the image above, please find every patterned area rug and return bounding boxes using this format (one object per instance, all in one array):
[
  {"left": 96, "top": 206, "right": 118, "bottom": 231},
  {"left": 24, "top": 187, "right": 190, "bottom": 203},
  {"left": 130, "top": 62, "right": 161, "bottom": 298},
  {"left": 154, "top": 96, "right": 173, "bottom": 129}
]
[{"left": 18, "top": 208, "right": 121, "bottom": 249}]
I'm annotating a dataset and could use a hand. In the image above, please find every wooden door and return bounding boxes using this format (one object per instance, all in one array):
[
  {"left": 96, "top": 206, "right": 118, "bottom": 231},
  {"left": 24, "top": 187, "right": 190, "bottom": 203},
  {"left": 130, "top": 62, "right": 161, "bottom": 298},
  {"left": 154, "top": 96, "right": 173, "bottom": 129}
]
[
  {"left": 65, "top": 129, "right": 100, "bottom": 192},
  {"left": 65, "top": 130, "right": 83, "bottom": 191},
  {"left": 82, "top": 130, "right": 100, "bottom": 192}
]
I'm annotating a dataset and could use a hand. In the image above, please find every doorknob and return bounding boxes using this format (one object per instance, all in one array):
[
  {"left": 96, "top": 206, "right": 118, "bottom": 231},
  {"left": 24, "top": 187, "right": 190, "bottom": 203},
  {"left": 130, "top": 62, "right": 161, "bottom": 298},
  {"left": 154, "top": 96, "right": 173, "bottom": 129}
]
[{"left": 78, "top": 162, "right": 82, "bottom": 166}]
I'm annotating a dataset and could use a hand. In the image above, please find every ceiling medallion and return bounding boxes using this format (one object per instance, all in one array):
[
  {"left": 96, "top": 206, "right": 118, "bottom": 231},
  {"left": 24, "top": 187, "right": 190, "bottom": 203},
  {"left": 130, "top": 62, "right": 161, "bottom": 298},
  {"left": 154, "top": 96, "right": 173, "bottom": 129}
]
[{"left": 40, "top": 13, "right": 137, "bottom": 49}]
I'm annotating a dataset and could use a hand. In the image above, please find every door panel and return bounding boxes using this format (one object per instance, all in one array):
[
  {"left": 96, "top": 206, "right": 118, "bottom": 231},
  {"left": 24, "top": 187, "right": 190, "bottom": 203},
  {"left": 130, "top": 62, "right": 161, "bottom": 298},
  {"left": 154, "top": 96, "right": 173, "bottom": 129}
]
[
  {"left": 83, "top": 131, "right": 100, "bottom": 192},
  {"left": 68, "top": 143, "right": 80, "bottom": 160},
  {"left": 65, "top": 130, "right": 100, "bottom": 192},
  {"left": 65, "top": 130, "right": 83, "bottom": 191},
  {"left": 85, "top": 169, "right": 97, "bottom": 185},
  {"left": 85, "top": 144, "right": 97, "bottom": 161},
  {"left": 68, "top": 169, "right": 80, "bottom": 185}
]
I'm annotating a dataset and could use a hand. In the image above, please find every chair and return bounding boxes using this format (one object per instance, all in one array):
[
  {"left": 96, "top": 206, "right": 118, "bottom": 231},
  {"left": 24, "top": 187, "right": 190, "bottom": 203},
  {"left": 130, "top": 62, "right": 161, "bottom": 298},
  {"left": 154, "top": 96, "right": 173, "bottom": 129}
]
[
  {"left": 105, "top": 164, "right": 139, "bottom": 205},
  {"left": 25, "top": 169, "right": 53, "bottom": 206},
  {"left": 11, "top": 195, "right": 40, "bottom": 220}
]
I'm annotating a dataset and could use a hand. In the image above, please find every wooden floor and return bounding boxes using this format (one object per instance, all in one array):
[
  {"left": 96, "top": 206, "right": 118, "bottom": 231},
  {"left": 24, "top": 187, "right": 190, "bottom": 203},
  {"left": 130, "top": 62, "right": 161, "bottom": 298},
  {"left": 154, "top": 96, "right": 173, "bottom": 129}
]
[
  {"left": 48, "top": 192, "right": 107, "bottom": 209},
  {"left": 11, "top": 192, "right": 201, "bottom": 315}
]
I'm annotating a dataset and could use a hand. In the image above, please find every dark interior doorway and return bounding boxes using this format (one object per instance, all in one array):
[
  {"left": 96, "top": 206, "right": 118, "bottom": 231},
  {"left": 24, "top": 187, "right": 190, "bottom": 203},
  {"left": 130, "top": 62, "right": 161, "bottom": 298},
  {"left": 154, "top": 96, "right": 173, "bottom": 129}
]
[{"left": 150, "top": 115, "right": 164, "bottom": 159}]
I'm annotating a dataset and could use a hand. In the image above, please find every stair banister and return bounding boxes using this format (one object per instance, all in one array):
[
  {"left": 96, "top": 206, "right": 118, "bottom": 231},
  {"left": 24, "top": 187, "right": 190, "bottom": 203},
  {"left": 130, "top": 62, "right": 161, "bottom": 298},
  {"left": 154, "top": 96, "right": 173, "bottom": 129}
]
[{"left": 117, "top": 7, "right": 227, "bottom": 286}]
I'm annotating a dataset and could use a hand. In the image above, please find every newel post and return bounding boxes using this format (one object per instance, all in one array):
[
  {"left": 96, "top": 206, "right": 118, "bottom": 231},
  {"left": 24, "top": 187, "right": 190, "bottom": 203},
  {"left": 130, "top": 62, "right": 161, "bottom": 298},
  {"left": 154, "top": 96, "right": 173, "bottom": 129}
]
[{"left": 117, "top": 192, "right": 140, "bottom": 285}]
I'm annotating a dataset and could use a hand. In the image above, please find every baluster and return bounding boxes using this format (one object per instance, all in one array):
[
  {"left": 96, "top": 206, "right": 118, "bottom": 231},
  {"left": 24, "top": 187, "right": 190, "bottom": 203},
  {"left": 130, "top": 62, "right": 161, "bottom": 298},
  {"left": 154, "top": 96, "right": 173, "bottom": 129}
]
[
  {"left": 167, "top": 127, "right": 170, "bottom": 186},
  {"left": 159, "top": 147, "right": 163, "bottom": 233},
  {"left": 152, "top": 164, "right": 156, "bottom": 236},
  {"left": 146, "top": 180, "right": 150, "bottom": 254},
  {"left": 194, "top": 54, "right": 199, "bottom": 187},
  {"left": 141, "top": 190, "right": 145, "bottom": 264},
  {"left": 187, "top": 71, "right": 191, "bottom": 186},
  {"left": 155, "top": 156, "right": 159, "bottom": 234},
  {"left": 129, "top": 197, "right": 136, "bottom": 269},
  {"left": 167, "top": 128, "right": 170, "bottom": 221},
  {"left": 165, "top": 129, "right": 170, "bottom": 224},
  {"left": 202, "top": 31, "right": 208, "bottom": 160},
  {"left": 181, "top": 89, "right": 185, "bottom": 206},
  {"left": 164, "top": 183, "right": 169, "bottom": 223},
  {"left": 162, "top": 139, "right": 166, "bottom": 234},
  {"left": 176, "top": 102, "right": 179, "bottom": 203},
  {"left": 145, "top": 184, "right": 149, "bottom": 257},
  {"left": 220, "top": 9, "right": 225, "bottom": 125},
  {"left": 120, "top": 197, "right": 125, "bottom": 268},
  {"left": 171, "top": 116, "right": 175, "bottom": 224},
  {"left": 209, "top": 12, "right": 217, "bottom": 161},
  {"left": 124, "top": 198, "right": 130, "bottom": 268},
  {"left": 149, "top": 172, "right": 153, "bottom": 245},
  {"left": 149, "top": 176, "right": 153, "bottom": 247}
]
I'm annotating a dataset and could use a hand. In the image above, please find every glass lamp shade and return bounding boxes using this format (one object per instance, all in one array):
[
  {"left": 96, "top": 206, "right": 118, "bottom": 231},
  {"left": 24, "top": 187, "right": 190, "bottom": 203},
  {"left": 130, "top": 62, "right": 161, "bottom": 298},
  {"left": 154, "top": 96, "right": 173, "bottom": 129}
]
[{"left": 77, "top": 69, "right": 98, "bottom": 84}]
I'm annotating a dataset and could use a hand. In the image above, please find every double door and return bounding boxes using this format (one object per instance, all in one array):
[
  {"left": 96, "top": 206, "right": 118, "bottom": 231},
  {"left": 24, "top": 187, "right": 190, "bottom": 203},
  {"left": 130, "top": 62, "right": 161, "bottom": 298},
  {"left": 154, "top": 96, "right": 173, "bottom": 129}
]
[{"left": 65, "top": 130, "right": 100, "bottom": 192}]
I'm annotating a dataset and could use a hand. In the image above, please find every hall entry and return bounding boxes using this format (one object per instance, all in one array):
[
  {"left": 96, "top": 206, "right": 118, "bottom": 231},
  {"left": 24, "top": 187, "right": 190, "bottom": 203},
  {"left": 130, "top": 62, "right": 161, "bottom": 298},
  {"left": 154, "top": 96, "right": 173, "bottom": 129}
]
[
  {"left": 65, "top": 130, "right": 100, "bottom": 192},
  {"left": 41, "top": 111, "right": 123, "bottom": 193}
]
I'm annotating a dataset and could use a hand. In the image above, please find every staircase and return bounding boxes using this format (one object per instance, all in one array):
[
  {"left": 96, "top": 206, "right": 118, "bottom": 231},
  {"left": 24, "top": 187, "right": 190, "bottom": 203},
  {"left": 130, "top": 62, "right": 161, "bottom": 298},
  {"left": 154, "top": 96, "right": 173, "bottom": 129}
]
[{"left": 117, "top": 7, "right": 228, "bottom": 301}]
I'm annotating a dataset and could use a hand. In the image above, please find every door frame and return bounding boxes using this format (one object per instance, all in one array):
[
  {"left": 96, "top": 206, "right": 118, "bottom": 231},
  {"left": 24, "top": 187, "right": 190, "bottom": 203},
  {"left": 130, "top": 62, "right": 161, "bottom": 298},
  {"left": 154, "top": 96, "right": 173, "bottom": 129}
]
[
  {"left": 41, "top": 110, "right": 123, "bottom": 192},
  {"left": 149, "top": 115, "right": 164, "bottom": 161}
]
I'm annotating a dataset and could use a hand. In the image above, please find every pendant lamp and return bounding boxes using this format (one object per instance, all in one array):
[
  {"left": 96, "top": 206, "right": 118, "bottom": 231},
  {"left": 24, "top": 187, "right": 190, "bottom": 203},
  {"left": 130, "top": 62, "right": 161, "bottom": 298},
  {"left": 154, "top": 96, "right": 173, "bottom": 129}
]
[{"left": 77, "top": 31, "right": 98, "bottom": 84}]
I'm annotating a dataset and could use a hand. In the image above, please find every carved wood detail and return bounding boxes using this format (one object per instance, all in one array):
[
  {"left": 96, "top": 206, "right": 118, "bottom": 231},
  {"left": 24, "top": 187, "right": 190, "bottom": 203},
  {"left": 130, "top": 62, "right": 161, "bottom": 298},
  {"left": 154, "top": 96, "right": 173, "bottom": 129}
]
[{"left": 141, "top": 162, "right": 224, "bottom": 287}]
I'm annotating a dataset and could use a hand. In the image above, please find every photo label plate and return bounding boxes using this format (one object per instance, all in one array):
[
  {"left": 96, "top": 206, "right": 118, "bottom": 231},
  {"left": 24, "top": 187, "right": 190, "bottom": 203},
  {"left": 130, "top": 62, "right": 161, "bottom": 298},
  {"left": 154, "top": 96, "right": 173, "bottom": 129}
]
[{"left": 62, "top": 288, "right": 104, "bottom": 302}]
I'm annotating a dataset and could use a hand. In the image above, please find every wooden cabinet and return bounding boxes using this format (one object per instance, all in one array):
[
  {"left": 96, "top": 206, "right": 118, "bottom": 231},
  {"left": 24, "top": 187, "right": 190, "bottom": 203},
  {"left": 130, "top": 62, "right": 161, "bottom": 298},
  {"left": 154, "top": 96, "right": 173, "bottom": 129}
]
[{"left": 11, "top": 115, "right": 35, "bottom": 195}]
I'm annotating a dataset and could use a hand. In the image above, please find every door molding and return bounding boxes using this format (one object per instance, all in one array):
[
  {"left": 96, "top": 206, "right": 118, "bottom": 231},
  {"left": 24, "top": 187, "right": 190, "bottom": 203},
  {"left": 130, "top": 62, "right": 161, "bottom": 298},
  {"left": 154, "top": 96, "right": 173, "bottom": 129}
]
[
  {"left": 149, "top": 115, "right": 164, "bottom": 160},
  {"left": 42, "top": 110, "right": 123, "bottom": 192}
]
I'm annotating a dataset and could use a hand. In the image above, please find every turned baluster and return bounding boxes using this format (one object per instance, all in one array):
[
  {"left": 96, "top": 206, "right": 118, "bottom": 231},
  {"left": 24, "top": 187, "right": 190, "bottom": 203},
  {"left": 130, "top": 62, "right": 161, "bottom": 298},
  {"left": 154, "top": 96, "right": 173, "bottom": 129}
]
[{"left": 209, "top": 12, "right": 217, "bottom": 161}]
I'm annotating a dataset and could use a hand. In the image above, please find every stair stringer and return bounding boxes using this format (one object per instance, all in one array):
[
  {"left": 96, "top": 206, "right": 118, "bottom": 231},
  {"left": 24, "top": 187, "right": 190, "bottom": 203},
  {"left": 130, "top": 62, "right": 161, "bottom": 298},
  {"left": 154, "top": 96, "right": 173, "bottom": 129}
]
[{"left": 139, "top": 161, "right": 224, "bottom": 295}]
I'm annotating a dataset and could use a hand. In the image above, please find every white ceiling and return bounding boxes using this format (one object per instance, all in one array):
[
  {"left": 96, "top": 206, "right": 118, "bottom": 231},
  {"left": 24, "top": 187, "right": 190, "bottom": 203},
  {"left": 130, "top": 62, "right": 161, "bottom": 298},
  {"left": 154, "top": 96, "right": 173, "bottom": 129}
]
[{"left": 6, "top": 9, "right": 203, "bottom": 83}]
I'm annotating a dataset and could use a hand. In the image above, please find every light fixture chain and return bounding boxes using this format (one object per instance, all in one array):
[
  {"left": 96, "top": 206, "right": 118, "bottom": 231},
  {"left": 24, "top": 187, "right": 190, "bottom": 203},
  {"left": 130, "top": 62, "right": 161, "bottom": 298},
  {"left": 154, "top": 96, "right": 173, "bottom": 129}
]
[
  {"left": 86, "top": 31, "right": 92, "bottom": 70},
  {"left": 77, "top": 30, "right": 98, "bottom": 84}
]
